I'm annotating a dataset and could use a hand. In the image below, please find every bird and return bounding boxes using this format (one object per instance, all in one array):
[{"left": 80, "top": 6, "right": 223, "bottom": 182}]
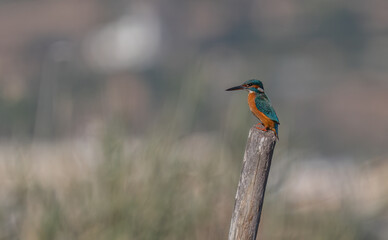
[{"left": 226, "top": 79, "right": 279, "bottom": 139}]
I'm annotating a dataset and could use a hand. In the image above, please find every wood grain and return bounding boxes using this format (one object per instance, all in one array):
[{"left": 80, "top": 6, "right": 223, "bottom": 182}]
[{"left": 228, "top": 126, "right": 277, "bottom": 240}]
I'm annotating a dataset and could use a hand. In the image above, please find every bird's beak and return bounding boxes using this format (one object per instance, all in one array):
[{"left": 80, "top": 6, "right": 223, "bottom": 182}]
[{"left": 226, "top": 85, "right": 245, "bottom": 91}]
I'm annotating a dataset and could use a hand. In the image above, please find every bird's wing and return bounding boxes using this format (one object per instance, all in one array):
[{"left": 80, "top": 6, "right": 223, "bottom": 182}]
[{"left": 255, "top": 95, "right": 280, "bottom": 124}]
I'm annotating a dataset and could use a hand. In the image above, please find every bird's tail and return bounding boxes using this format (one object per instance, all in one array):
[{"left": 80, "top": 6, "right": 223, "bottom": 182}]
[{"left": 274, "top": 124, "right": 279, "bottom": 140}]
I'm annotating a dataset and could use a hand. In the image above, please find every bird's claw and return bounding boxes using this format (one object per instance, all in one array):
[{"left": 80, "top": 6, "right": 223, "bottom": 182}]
[{"left": 255, "top": 124, "right": 268, "bottom": 131}]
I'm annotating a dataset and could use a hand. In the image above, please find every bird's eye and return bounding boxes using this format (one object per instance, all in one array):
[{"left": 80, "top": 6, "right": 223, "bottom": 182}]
[{"left": 247, "top": 83, "right": 252, "bottom": 86}]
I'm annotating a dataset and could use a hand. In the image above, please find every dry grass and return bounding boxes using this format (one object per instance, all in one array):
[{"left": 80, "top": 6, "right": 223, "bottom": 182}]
[{"left": 0, "top": 129, "right": 387, "bottom": 239}]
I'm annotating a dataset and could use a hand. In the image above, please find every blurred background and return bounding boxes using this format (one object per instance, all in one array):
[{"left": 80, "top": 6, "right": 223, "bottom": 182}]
[{"left": 0, "top": 0, "right": 387, "bottom": 239}]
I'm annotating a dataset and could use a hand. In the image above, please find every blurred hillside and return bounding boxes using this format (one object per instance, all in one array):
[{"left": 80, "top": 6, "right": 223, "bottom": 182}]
[
  {"left": 0, "top": 0, "right": 388, "bottom": 239},
  {"left": 0, "top": 0, "right": 387, "bottom": 154}
]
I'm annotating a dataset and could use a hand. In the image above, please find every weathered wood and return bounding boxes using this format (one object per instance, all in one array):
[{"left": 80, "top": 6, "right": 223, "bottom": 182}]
[{"left": 228, "top": 126, "right": 277, "bottom": 240}]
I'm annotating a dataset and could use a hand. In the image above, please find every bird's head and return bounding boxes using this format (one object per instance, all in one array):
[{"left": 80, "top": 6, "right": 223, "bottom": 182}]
[{"left": 226, "top": 79, "right": 264, "bottom": 93}]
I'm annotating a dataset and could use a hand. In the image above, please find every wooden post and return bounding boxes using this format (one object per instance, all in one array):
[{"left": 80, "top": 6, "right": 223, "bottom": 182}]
[{"left": 228, "top": 126, "right": 277, "bottom": 240}]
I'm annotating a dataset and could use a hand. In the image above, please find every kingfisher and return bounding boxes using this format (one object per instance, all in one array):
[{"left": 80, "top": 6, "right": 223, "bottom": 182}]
[{"left": 226, "top": 79, "right": 279, "bottom": 139}]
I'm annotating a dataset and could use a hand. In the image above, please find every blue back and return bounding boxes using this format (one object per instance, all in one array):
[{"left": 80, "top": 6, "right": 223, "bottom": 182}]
[{"left": 255, "top": 94, "right": 279, "bottom": 124}]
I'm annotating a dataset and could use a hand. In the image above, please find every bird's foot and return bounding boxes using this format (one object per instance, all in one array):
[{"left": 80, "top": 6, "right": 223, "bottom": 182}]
[{"left": 255, "top": 124, "right": 268, "bottom": 131}]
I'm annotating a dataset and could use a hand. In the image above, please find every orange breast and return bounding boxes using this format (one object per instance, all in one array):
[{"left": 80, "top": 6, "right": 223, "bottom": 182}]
[{"left": 248, "top": 93, "right": 275, "bottom": 129}]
